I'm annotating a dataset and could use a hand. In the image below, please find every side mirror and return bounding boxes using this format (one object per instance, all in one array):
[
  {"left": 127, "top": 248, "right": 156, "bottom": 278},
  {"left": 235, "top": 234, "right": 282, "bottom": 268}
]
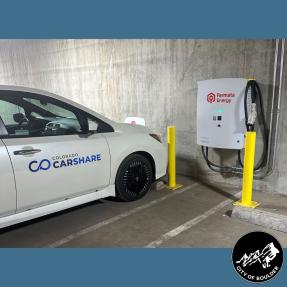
[
  {"left": 80, "top": 128, "right": 94, "bottom": 137},
  {"left": 81, "top": 119, "right": 98, "bottom": 137}
]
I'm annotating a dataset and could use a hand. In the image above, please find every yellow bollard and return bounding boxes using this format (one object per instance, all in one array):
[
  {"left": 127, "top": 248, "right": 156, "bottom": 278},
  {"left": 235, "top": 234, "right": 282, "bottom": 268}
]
[
  {"left": 234, "top": 131, "right": 260, "bottom": 208},
  {"left": 167, "top": 126, "right": 182, "bottom": 190}
]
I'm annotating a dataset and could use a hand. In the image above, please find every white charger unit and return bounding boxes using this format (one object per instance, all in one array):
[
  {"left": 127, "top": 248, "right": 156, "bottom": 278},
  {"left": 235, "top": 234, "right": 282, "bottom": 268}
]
[{"left": 197, "top": 78, "right": 247, "bottom": 149}]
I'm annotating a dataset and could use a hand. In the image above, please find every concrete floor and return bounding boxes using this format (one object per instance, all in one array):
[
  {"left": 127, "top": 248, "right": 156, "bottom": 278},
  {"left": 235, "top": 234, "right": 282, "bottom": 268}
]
[{"left": 0, "top": 175, "right": 286, "bottom": 248}]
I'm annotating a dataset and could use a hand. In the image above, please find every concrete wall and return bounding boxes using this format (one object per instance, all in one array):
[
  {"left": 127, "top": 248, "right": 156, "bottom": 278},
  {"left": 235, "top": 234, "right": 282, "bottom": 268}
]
[{"left": 0, "top": 39, "right": 286, "bottom": 194}]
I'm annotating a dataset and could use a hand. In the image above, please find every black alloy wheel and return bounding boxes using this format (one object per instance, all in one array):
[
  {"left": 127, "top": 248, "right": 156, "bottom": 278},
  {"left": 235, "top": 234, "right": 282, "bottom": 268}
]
[{"left": 115, "top": 154, "right": 153, "bottom": 201}]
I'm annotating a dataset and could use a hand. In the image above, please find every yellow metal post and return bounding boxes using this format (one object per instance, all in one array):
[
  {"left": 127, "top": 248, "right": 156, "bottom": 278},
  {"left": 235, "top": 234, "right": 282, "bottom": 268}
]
[
  {"left": 167, "top": 126, "right": 182, "bottom": 190},
  {"left": 234, "top": 131, "right": 260, "bottom": 208}
]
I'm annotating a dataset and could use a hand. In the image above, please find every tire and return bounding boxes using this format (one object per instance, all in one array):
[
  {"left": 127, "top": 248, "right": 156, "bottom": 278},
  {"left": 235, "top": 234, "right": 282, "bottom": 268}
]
[{"left": 115, "top": 154, "right": 153, "bottom": 201}]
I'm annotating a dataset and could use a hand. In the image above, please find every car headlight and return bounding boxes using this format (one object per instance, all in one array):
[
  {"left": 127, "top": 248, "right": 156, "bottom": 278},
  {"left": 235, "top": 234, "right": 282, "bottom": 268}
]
[{"left": 150, "top": 133, "right": 162, "bottom": 143}]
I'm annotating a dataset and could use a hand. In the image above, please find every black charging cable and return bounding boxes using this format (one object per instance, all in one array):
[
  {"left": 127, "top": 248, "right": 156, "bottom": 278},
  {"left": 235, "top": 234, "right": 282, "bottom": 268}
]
[{"left": 238, "top": 80, "right": 269, "bottom": 170}]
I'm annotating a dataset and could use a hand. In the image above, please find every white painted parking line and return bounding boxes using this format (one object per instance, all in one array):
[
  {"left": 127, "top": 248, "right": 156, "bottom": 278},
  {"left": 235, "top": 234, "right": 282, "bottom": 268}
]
[
  {"left": 47, "top": 182, "right": 199, "bottom": 247},
  {"left": 146, "top": 191, "right": 241, "bottom": 248}
]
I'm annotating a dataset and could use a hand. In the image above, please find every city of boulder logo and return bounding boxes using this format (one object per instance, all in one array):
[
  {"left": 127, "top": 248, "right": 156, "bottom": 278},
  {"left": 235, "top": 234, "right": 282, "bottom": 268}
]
[
  {"left": 232, "top": 231, "right": 283, "bottom": 283},
  {"left": 206, "top": 92, "right": 235, "bottom": 104}
]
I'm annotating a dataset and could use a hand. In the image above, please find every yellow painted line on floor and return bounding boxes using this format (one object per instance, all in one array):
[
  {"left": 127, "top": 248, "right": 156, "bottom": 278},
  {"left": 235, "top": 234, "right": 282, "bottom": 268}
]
[
  {"left": 47, "top": 182, "right": 199, "bottom": 247},
  {"left": 146, "top": 191, "right": 241, "bottom": 248}
]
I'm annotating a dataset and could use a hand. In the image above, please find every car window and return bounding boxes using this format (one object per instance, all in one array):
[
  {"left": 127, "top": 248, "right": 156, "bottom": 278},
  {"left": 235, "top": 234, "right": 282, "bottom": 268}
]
[
  {"left": 88, "top": 118, "right": 99, "bottom": 131},
  {"left": 23, "top": 98, "right": 76, "bottom": 119},
  {"left": 0, "top": 91, "right": 84, "bottom": 138},
  {"left": 0, "top": 100, "right": 25, "bottom": 125}
]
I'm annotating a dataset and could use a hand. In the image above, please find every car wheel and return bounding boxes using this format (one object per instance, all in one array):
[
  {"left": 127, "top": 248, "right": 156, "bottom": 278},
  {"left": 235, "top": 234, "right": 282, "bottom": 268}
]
[{"left": 115, "top": 154, "right": 153, "bottom": 201}]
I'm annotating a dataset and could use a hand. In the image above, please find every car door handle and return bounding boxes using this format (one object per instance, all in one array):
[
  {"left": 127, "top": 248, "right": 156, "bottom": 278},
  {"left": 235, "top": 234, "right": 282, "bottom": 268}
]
[{"left": 14, "top": 149, "right": 42, "bottom": 155}]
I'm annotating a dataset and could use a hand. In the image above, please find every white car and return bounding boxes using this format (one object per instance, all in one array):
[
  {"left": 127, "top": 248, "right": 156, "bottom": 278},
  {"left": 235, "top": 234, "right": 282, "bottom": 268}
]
[{"left": 0, "top": 86, "right": 167, "bottom": 229}]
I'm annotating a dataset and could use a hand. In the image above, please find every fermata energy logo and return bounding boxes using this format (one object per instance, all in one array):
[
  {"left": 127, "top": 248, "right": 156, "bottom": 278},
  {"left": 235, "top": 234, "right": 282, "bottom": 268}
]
[{"left": 206, "top": 92, "right": 235, "bottom": 104}]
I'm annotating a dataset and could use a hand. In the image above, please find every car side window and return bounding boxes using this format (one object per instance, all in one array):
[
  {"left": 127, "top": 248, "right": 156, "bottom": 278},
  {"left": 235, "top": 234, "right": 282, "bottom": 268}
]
[
  {"left": 0, "top": 99, "right": 30, "bottom": 136},
  {"left": 88, "top": 118, "right": 99, "bottom": 132},
  {"left": 0, "top": 100, "right": 25, "bottom": 125},
  {"left": 0, "top": 91, "right": 84, "bottom": 138},
  {"left": 24, "top": 98, "right": 76, "bottom": 119}
]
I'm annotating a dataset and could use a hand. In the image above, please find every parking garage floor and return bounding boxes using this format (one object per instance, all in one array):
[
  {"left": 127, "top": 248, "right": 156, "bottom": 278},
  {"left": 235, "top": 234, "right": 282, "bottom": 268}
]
[{"left": 0, "top": 175, "right": 286, "bottom": 248}]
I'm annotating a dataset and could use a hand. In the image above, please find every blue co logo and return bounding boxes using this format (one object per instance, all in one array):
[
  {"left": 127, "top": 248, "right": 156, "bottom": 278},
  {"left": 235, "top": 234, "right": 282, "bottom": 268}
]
[{"left": 29, "top": 159, "right": 51, "bottom": 173}]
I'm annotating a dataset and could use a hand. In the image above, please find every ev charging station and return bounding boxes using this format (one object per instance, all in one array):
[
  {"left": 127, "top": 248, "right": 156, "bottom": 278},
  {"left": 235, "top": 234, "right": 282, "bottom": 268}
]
[
  {"left": 197, "top": 78, "right": 247, "bottom": 150},
  {"left": 197, "top": 78, "right": 268, "bottom": 208}
]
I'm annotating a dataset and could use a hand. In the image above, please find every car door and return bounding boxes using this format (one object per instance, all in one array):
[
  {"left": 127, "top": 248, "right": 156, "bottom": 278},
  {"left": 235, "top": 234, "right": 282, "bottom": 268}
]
[
  {"left": 0, "top": 131, "right": 16, "bottom": 217},
  {"left": 0, "top": 90, "right": 111, "bottom": 212}
]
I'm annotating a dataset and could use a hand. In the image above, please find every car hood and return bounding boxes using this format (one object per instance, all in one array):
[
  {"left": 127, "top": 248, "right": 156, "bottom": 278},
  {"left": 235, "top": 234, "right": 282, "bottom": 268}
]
[{"left": 113, "top": 122, "right": 152, "bottom": 134}]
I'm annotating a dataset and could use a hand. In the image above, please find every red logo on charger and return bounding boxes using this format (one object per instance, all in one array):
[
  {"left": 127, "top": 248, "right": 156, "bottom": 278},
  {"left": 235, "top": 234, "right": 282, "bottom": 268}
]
[{"left": 207, "top": 93, "right": 216, "bottom": 103}]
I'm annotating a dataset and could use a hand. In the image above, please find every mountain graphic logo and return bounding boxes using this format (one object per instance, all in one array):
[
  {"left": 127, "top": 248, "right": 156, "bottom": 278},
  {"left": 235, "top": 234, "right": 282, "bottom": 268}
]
[
  {"left": 232, "top": 232, "right": 283, "bottom": 283},
  {"left": 236, "top": 242, "right": 279, "bottom": 269}
]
